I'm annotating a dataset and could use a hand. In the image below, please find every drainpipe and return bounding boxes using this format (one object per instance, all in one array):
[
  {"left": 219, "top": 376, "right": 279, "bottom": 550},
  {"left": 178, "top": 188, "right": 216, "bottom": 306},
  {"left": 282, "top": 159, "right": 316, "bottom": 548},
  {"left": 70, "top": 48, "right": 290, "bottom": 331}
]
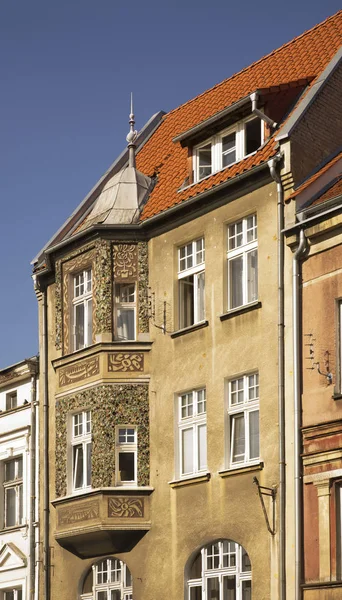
[
  {"left": 29, "top": 361, "right": 38, "bottom": 600},
  {"left": 42, "top": 289, "right": 50, "bottom": 600},
  {"left": 250, "top": 92, "right": 277, "bottom": 129},
  {"left": 268, "top": 155, "right": 285, "bottom": 600},
  {"left": 293, "top": 229, "right": 307, "bottom": 600}
]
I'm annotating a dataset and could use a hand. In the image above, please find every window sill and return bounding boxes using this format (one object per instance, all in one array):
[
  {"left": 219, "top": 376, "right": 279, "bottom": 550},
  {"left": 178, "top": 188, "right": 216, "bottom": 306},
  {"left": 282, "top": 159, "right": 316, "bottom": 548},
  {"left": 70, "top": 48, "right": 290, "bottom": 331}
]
[
  {"left": 220, "top": 301, "right": 262, "bottom": 321},
  {"left": 0, "top": 524, "right": 27, "bottom": 533},
  {"left": 333, "top": 392, "right": 342, "bottom": 401},
  {"left": 169, "top": 472, "right": 211, "bottom": 488},
  {"left": 219, "top": 462, "right": 263, "bottom": 478},
  {"left": 171, "top": 320, "right": 209, "bottom": 339}
]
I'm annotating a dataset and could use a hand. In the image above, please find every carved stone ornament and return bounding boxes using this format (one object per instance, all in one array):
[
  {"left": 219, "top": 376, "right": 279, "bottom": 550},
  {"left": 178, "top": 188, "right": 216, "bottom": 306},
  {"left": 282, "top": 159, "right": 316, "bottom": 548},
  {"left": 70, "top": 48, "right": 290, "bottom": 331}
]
[
  {"left": 58, "top": 500, "right": 100, "bottom": 525},
  {"left": 113, "top": 244, "right": 138, "bottom": 280},
  {"left": 108, "top": 497, "right": 144, "bottom": 518},
  {"left": 59, "top": 357, "right": 100, "bottom": 388},
  {"left": 108, "top": 353, "right": 144, "bottom": 373},
  {"left": 0, "top": 371, "right": 18, "bottom": 385}
]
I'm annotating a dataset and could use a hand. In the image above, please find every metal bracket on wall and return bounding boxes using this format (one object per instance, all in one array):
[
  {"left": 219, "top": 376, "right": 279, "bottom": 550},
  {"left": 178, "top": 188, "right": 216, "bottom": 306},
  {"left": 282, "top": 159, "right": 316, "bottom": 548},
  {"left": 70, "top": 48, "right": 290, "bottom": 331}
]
[{"left": 253, "top": 477, "right": 276, "bottom": 535}]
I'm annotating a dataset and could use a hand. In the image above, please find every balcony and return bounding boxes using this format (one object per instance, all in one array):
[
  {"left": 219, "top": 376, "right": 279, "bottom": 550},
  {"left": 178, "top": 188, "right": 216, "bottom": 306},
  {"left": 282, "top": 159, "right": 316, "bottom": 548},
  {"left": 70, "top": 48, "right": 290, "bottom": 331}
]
[{"left": 52, "top": 487, "right": 153, "bottom": 558}]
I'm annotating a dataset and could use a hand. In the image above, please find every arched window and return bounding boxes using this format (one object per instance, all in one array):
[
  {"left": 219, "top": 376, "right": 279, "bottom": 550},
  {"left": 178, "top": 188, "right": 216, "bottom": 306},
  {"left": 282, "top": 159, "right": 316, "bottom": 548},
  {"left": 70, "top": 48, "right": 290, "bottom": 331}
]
[
  {"left": 187, "top": 540, "right": 251, "bottom": 599},
  {"left": 81, "top": 557, "right": 133, "bottom": 600}
]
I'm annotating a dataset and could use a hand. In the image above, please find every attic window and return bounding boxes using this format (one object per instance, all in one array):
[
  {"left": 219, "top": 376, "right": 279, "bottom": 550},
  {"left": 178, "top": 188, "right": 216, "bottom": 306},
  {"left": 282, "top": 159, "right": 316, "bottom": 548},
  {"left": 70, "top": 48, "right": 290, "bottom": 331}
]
[{"left": 193, "top": 116, "right": 263, "bottom": 183}]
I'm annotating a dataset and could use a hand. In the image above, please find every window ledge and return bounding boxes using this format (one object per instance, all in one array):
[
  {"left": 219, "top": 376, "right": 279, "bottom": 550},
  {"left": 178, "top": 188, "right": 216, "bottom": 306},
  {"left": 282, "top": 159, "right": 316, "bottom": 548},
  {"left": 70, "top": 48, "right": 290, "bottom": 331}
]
[
  {"left": 0, "top": 524, "right": 27, "bottom": 533},
  {"left": 220, "top": 301, "right": 262, "bottom": 321},
  {"left": 332, "top": 393, "right": 342, "bottom": 401},
  {"left": 169, "top": 472, "right": 211, "bottom": 488},
  {"left": 219, "top": 462, "right": 264, "bottom": 478},
  {"left": 171, "top": 320, "right": 209, "bottom": 339}
]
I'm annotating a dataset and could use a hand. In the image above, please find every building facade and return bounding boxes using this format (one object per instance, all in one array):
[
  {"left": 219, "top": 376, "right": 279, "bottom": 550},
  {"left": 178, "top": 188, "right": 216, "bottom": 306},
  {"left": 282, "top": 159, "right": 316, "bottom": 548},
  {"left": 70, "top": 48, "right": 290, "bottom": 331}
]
[
  {"left": 0, "top": 358, "right": 39, "bottom": 600},
  {"left": 31, "top": 11, "right": 342, "bottom": 600}
]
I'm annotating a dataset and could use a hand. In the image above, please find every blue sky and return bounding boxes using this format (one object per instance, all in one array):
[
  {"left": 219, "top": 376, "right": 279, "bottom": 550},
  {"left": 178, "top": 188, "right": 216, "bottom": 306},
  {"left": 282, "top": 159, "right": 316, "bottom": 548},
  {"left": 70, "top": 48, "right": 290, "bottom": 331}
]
[{"left": 0, "top": 0, "right": 340, "bottom": 368}]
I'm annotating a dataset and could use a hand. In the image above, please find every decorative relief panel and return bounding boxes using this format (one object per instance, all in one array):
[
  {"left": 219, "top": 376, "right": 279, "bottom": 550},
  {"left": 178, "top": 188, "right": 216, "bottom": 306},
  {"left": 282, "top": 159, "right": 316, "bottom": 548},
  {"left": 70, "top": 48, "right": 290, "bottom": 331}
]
[
  {"left": 94, "top": 239, "right": 112, "bottom": 336},
  {"left": 59, "top": 357, "right": 100, "bottom": 388},
  {"left": 55, "top": 384, "right": 149, "bottom": 497},
  {"left": 108, "top": 497, "right": 144, "bottom": 518},
  {"left": 108, "top": 353, "right": 144, "bottom": 373},
  {"left": 58, "top": 500, "right": 100, "bottom": 526},
  {"left": 113, "top": 244, "right": 138, "bottom": 281},
  {"left": 138, "top": 242, "right": 149, "bottom": 334},
  {"left": 0, "top": 371, "right": 19, "bottom": 385},
  {"left": 55, "top": 260, "right": 63, "bottom": 350}
]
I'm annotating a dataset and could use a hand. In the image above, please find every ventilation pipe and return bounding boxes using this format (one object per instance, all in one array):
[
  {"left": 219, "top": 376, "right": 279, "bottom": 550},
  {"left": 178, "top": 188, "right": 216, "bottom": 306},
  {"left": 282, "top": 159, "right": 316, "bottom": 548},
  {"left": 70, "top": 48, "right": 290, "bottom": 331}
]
[
  {"left": 293, "top": 229, "right": 307, "bottom": 600},
  {"left": 250, "top": 92, "right": 277, "bottom": 129},
  {"left": 268, "top": 155, "right": 285, "bottom": 600}
]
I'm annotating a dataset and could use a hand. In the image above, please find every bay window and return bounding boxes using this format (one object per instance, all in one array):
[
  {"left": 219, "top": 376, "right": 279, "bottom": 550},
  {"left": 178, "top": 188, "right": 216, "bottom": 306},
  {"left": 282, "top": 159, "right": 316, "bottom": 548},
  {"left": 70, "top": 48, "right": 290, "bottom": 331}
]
[
  {"left": 227, "top": 214, "right": 258, "bottom": 310},
  {"left": 72, "top": 411, "right": 92, "bottom": 492},
  {"left": 72, "top": 269, "right": 92, "bottom": 351},
  {"left": 178, "top": 238, "right": 205, "bottom": 329}
]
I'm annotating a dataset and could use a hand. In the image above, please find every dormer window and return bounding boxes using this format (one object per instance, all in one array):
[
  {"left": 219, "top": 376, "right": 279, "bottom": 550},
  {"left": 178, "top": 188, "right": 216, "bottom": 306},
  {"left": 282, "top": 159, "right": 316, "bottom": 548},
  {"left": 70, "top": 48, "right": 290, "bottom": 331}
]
[{"left": 194, "top": 116, "right": 263, "bottom": 182}]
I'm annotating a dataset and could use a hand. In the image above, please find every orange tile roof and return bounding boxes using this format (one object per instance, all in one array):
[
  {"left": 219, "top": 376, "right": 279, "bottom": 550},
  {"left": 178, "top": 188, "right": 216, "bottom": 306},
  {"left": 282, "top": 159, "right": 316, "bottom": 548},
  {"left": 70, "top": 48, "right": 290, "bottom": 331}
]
[
  {"left": 313, "top": 174, "right": 342, "bottom": 205},
  {"left": 289, "top": 151, "right": 342, "bottom": 199},
  {"left": 136, "top": 11, "right": 342, "bottom": 221}
]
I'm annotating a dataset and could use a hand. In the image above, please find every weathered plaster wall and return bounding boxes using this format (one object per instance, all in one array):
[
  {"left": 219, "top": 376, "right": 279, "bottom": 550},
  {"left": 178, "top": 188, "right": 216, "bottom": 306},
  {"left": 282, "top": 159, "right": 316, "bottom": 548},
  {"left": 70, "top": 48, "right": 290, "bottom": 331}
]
[{"left": 55, "top": 383, "right": 149, "bottom": 497}]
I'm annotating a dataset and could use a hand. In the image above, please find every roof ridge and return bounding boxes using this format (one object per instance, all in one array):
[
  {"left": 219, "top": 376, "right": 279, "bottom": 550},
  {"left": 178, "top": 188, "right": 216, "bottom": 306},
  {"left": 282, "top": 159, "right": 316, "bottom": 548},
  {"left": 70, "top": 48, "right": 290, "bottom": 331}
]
[{"left": 166, "top": 9, "right": 342, "bottom": 119}]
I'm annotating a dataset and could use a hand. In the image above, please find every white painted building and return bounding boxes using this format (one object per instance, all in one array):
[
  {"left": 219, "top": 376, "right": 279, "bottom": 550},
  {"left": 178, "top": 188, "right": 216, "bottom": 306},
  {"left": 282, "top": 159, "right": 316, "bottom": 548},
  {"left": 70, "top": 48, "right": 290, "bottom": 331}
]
[{"left": 0, "top": 358, "right": 39, "bottom": 600}]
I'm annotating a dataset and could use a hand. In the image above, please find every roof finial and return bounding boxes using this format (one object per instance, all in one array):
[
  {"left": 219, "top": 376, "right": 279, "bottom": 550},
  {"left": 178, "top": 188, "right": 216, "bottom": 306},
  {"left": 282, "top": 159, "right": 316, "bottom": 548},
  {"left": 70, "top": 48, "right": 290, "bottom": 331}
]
[{"left": 126, "top": 92, "right": 138, "bottom": 168}]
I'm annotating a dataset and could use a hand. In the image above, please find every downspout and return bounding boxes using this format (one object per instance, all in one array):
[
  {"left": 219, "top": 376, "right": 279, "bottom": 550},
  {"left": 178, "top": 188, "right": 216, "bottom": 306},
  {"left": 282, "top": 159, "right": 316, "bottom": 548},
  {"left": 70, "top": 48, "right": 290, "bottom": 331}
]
[
  {"left": 42, "top": 289, "right": 50, "bottom": 600},
  {"left": 293, "top": 229, "right": 307, "bottom": 600},
  {"left": 268, "top": 155, "right": 285, "bottom": 600},
  {"left": 29, "top": 361, "right": 38, "bottom": 600},
  {"left": 250, "top": 92, "right": 277, "bottom": 129}
]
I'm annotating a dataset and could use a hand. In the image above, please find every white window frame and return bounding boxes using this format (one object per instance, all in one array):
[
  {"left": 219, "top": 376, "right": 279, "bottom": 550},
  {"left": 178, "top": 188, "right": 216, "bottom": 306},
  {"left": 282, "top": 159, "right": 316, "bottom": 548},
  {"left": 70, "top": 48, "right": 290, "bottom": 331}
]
[
  {"left": 193, "top": 115, "right": 264, "bottom": 182},
  {"left": 114, "top": 283, "right": 137, "bottom": 341},
  {"left": 5, "top": 391, "right": 17, "bottom": 411},
  {"left": 227, "top": 214, "right": 258, "bottom": 311},
  {"left": 115, "top": 427, "right": 137, "bottom": 487},
  {"left": 178, "top": 238, "right": 205, "bottom": 329},
  {"left": 187, "top": 540, "right": 252, "bottom": 600},
  {"left": 1, "top": 588, "right": 23, "bottom": 600},
  {"left": 177, "top": 388, "right": 207, "bottom": 478},
  {"left": 91, "top": 558, "right": 133, "bottom": 600},
  {"left": 71, "top": 411, "right": 92, "bottom": 492},
  {"left": 72, "top": 268, "right": 93, "bottom": 351},
  {"left": 3, "top": 456, "right": 23, "bottom": 528},
  {"left": 227, "top": 373, "right": 260, "bottom": 468}
]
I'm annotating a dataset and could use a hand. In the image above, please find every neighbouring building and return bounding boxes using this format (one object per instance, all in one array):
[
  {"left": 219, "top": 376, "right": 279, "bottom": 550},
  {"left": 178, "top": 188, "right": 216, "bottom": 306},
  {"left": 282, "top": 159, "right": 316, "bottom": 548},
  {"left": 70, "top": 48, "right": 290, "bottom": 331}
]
[
  {"left": 31, "top": 11, "right": 342, "bottom": 600},
  {"left": 285, "top": 153, "right": 342, "bottom": 600},
  {"left": 0, "top": 358, "right": 39, "bottom": 600}
]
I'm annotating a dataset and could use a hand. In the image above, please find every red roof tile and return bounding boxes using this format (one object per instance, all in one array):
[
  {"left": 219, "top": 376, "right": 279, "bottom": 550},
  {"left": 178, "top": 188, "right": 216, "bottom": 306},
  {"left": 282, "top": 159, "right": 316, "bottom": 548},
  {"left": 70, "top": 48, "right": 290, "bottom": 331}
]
[
  {"left": 135, "top": 11, "right": 342, "bottom": 221},
  {"left": 313, "top": 174, "right": 342, "bottom": 205},
  {"left": 289, "top": 151, "right": 342, "bottom": 199}
]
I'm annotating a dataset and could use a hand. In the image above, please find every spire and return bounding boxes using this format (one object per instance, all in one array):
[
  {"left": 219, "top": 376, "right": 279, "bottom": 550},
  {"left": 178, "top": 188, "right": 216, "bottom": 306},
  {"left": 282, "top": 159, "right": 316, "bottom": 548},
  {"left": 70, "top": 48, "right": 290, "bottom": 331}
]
[{"left": 126, "top": 93, "right": 138, "bottom": 168}]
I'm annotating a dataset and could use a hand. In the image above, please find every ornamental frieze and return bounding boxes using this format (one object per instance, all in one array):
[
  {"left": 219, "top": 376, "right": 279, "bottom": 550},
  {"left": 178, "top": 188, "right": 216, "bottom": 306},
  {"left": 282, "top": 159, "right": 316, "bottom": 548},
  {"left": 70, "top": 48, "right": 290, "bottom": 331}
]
[
  {"left": 0, "top": 371, "right": 18, "bottom": 385},
  {"left": 59, "top": 357, "right": 100, "bottom": 387},
  {"left": 108, "top": 497, "right": 144, "bottom": 518},
  {"left": 108, "top": 353, "right": 144, "bottom": 373},
  {"left": 58, "top": 500, "right": 100, "bottom": 525},
  {"left": 113, "top": 244, "right": 138, "bottom": 280}
]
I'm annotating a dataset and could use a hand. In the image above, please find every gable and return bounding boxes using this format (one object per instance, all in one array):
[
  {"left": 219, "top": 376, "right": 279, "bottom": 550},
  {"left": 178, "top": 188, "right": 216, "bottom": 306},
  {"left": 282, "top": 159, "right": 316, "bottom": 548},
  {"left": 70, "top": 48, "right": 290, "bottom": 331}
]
[{"left": 0, "top": 543, "right": 27, "bottom": 572}]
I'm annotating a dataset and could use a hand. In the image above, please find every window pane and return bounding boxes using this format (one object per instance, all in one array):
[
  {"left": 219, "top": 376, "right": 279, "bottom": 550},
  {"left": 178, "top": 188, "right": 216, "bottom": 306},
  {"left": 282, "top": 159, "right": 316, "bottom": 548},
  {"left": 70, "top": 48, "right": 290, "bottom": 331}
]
[
  {"left": 73, "top": 445, "right": 84, "bottom": 489},
  {"left": 4, "top": 592, "right": 14, "bottom": 600},
  {"left": 242, "top": 547, "right": 251, "bottom": 572},
  {"left": 196, "top": 238, "right": 205, "bottom": 265},
  {"left": 75, "top": 303, "right": 85, "bottom": 349},
  {"left": 223, "top": 576, "right": 236, "bottom": 600},
  {"left": 196, "top": 271, "right": 205, "bottom": 322},
  {"left": 249, "top": 410, "right": 259, "bottom": 459},
  {"left": 117, "top": 308, "right": 135, "bottom": 341},
  {"left": 247, "top": 250, "right": 258, "bottom": 303},
  {"left": 222, "top": 132, "right": 236, "bottom": 167},
  {"left": 5, "top": 460, "right": 15, "bottom": 482},
  {"left": 228, "top": 221, "right": 243, "bottom": 250},
  {"left": 110, "top": 592, "right": 120, "bottom": 600},
  {"left": 182, "top": 428, "right": 194, "bottom": 475},
  {"left": 125, "top": 565, "right": 132, "bottom": 587},
  {"left": 230, "top": 378, "right": 244, "bottom": 405},
  {"left": 207, "top": 577, "right": 220, "bottom": 599},
  {"left": 96, "top": 560, "right": 107, "bottom": 584},
  {"left": 181, "top": 393, "right": 193, "bottom": 418},
  {"left": 179, "top": 275, "right": 194, "bottom": 328},
  {"left": 232, "top": 414, "right": 245, "bottom": 463},
  {"left": 197, "top": 389, "right": 206, "bottom": 414},
  {"left": 247, "top": 214, "right": 257, "bottom": 242},
  {"left": 198, "top": 144, "right": 212, "bottom": 179},
  {"left": 97, "top": 592, "right": 107, "bottom": 600},
  {"left": 5, "top": 488, "right": 16, "bottom": 526},
  {"left": 87, "top": 298, "right": 93, "bottom": 346},
  {"left": 198, "top": 424, "right": 207, "bottom": 471},
  {"left": 19, "top": 483, "right": 23, "bottom": 523},
  {"left": 245, "top": 117, "right": 261, "bottom": 155},
  {"left": 86, "top": 443, "right": 92, "bottom": 486},
  {"left": 119, "top": 452, "right": 135, "bottom": 482},
  {"left": 190, "top": 553, "right": 202, "bottom": 579},
  {"left": 229, "top": 255, "right": 243, "bottom": 309},
  {"left": 207, "top": 543, "right": 220, "bottom": 569},
  {"left": 190, "top": 586, "right": 202, "bottom": 600},
  {"left": 242, "top": 580, "right": 252, "bottom": 600}
]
